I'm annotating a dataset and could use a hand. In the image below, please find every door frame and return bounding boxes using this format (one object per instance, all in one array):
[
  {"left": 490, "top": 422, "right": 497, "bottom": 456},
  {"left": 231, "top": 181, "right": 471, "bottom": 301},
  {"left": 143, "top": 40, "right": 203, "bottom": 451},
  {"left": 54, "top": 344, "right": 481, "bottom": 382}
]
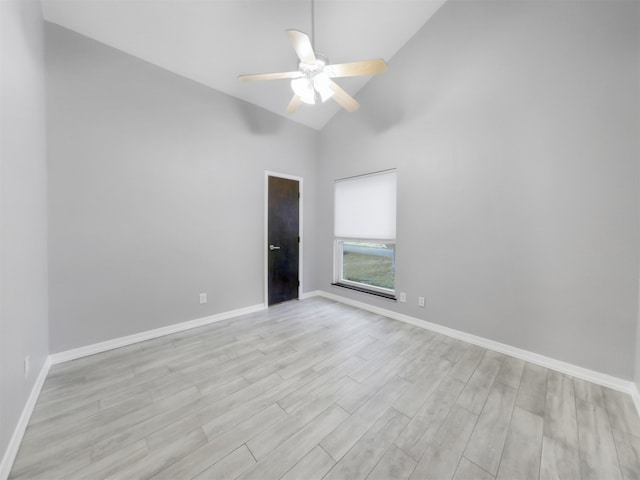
[{"left": 264, "top": 171, "right": 303, "bottom": 307}]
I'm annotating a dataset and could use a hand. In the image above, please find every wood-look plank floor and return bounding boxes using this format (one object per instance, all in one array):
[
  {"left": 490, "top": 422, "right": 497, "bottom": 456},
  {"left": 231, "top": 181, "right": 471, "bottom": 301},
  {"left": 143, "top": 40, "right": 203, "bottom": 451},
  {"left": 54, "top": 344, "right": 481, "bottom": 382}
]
[{"left": 10, "top": 297, "right": 640, "bottom": 479}]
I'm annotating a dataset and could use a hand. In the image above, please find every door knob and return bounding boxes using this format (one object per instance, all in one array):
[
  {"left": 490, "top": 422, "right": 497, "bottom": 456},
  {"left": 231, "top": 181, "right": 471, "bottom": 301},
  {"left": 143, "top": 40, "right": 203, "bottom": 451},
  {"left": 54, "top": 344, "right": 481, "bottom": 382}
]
[{"left": 269, "top": 245, "right": 281, "bottom": 251}]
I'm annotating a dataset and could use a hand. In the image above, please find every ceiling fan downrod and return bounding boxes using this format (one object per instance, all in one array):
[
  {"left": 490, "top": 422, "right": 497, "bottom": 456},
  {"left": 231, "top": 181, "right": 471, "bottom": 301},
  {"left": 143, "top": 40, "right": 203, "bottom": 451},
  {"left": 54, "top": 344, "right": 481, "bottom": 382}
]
[{"left": 310, "top": 0, "right": 315, "bottom": 51}]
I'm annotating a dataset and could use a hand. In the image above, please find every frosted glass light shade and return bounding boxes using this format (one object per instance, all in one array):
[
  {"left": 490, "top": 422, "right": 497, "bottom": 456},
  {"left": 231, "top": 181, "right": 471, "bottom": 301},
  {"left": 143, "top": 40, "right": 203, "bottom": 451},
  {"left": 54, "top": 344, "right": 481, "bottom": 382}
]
[
  {"left": 334, "top": 170, "right": 397, "bottom": 240},
  {"left": 291, "top": 78, "right": 315, "bottom": 104},
  {"left": 313, "top": 73, "right": 334, "bottom": 103}
]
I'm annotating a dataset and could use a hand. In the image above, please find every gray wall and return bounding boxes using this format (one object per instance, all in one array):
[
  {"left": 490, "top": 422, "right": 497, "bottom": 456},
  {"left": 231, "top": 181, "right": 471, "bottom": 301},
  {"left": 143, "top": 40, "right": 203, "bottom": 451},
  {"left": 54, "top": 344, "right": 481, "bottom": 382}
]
[
  {"left": 0, "top": 0, "right": 50, "bottom": 463},
  {"left": 46, "top": 25, "right": 318, "bottom": 353},
  {"left": 637, "top": 286, "right": 640, "bottom": 387},
  {"left": 637, "top": 1, "right": 640, "bottom": 391},
  {"left": 317, "top": 0, "right": 640, "bottom": 380}
]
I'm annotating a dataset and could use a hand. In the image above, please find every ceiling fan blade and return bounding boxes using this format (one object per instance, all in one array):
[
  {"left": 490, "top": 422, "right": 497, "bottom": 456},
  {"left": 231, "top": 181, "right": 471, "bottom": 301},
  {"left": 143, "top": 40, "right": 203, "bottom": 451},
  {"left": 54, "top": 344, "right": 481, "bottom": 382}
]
[
  {"left": 325, "top": 59, "right": 388, "bottom": 78},
  {"left": 328, "top": 80, "right": 360, "bottom": 112},
  {"left": 286, "top": 95, "right": 303, "bottom": 114},
  {"left": 238, "top": 71, "right": 303, "bottom": 82},
  {"left": 287, "top": 29, "right": 316, "bottom": 65}
]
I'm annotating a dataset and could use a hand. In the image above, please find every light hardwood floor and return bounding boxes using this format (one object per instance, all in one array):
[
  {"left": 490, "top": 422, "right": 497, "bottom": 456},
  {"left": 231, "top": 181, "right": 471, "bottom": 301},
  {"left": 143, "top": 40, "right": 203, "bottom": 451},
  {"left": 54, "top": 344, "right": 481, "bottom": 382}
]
[{"left": 10, "top": 297, "right": 640, "bottom": 479}]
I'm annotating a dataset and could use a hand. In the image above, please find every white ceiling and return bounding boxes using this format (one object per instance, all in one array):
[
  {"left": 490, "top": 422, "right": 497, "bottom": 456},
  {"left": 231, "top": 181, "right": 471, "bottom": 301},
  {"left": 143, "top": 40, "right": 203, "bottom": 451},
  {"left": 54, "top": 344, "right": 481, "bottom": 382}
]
[{"left": 42, "top": 0, "right": 448, "bottom": 130}]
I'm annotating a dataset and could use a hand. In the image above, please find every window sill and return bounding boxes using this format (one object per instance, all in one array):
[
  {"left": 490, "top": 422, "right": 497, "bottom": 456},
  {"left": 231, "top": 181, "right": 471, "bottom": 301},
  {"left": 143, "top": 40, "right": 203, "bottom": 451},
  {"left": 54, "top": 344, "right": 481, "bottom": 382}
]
[{"left": 331, "top": 282, "right": 397, "bottom": 301}]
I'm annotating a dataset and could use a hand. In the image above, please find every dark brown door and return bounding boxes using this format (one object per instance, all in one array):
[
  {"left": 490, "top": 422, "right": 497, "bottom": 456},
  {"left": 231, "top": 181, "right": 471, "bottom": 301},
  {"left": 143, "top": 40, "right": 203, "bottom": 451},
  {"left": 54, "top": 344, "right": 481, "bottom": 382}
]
[{"left": 268, "top": 176, "right": 300, "bottom": 306}]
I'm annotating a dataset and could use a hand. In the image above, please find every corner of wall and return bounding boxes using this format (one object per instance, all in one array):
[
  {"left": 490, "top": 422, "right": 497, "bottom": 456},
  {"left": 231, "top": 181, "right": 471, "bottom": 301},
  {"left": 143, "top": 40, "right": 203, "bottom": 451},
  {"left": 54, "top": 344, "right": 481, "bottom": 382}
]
[
  {"left": 0, "top": 0, "right": 50, "bottom": 476},
  {"left": 0, "top": 360, "right": 50, "bottom": 480}
]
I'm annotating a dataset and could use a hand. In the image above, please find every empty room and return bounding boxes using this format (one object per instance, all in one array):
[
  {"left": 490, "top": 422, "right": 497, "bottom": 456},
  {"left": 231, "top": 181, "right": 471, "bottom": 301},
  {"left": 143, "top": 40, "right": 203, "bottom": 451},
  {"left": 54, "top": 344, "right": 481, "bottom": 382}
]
[{"left": 2, "top": 0, "right": 640, "bottom": 478}]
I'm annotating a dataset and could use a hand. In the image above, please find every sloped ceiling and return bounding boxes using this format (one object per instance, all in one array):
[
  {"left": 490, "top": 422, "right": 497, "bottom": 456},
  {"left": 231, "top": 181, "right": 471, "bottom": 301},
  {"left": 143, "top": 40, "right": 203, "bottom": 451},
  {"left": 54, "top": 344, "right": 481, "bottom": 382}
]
[{"left": 42, "top": 0, "right": 448, "bottom": 130}]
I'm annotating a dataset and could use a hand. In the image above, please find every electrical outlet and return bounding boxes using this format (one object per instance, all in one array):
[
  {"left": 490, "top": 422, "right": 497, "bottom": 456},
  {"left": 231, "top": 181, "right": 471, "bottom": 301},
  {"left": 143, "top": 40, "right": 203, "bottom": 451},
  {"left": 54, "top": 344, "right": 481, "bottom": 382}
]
[
  {"left": 199, "top": 293, "right": 207, "bottom": 304},
  {"left": 24, "top": 355, "right": 30, "bottom": 378},
  {"left": 418, "top": 296, "right": 425, "bottom": 307},
  {"left": 399, "top": 292, "right": 407, "bottom": 303}
]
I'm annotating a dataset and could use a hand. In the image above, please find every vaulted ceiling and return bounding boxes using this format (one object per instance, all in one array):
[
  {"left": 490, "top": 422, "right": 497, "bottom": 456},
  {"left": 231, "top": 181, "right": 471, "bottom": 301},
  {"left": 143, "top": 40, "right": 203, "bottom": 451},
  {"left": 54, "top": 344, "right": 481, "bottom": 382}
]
[{"left": 42, "top": 0, "right": 448, "bottom": 130}]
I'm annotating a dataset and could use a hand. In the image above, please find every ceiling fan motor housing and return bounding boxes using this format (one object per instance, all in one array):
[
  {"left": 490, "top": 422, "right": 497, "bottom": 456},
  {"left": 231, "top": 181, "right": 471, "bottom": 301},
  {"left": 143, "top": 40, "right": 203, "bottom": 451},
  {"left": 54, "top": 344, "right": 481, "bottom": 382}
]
[{"left": 299, "top": 53, "right": 328, "bottom": 73}]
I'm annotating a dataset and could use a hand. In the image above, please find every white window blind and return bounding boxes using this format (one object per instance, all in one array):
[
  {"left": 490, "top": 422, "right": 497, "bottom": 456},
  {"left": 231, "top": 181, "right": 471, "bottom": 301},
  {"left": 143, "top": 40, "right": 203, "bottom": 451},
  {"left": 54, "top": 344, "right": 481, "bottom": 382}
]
[{"left": 334, "top": 170, "right": 397, "bottom": 240}]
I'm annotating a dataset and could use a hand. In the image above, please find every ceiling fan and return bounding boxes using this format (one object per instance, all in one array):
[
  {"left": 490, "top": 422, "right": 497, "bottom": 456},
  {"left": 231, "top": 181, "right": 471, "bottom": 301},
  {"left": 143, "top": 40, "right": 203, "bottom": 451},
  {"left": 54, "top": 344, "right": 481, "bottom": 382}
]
[{"left": 238, "top": 1, "right": 387, "bottom": 114}]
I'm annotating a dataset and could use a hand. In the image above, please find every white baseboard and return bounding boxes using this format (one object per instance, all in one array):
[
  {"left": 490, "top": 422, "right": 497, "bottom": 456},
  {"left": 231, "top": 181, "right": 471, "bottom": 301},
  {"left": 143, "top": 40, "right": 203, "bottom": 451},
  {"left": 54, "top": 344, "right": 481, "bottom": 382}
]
[
  {"left": 299, "top": 291, "right": 319, "bottom": 300},
  {"left": 50, "top": 303, "right": 265, "bottom": 365},
  {"left": 0, "top": 357, "right": 51, "bottom": 480},
  {"left": 307, "top": 290, "right": 640, "bottom": 406}
]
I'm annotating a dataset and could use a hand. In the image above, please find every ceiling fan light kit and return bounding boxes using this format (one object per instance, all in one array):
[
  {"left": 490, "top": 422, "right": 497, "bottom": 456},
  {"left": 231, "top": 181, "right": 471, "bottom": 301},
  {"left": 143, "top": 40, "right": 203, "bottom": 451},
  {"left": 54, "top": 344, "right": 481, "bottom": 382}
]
[
  {"left": 238, "top": 1, "right": 387, "bottom": 115},
  {"left": 290, "top": 53, "right": 334, "bottom": 105}
]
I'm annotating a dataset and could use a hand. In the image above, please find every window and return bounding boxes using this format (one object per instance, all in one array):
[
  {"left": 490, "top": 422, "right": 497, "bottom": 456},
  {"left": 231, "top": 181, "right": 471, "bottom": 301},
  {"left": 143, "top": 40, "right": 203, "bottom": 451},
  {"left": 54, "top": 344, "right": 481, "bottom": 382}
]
[{"left": 333, "top": 170, "right": 397, "bottom": 299}]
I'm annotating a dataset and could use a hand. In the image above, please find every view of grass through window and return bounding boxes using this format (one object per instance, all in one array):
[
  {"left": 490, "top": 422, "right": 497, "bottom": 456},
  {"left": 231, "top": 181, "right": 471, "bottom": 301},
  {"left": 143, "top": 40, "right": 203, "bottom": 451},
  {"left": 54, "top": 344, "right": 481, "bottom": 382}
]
[{"left": 342, "top": 242, "right": 395, "bottom": 290}]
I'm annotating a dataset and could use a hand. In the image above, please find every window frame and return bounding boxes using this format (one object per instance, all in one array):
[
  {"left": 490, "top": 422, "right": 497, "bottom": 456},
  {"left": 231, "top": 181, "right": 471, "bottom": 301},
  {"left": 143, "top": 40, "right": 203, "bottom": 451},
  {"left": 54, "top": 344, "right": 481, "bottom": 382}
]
[
  {"left": 333, "top": 169, "right": 397, "bottom": 301},
  {"left": 333, "top": 238, "right": 397, "bottom": 300}
]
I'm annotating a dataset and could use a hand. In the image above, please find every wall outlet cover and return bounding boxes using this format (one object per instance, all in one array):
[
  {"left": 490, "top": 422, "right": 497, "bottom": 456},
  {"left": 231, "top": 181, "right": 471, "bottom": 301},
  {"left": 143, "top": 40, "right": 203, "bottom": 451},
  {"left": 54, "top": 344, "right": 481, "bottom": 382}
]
[
  {"left": 199, "top": 293, "right": 207, "bottom": 304},
  {"left": 418, "top": 296, "right": 425, "bottom": 307}
]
